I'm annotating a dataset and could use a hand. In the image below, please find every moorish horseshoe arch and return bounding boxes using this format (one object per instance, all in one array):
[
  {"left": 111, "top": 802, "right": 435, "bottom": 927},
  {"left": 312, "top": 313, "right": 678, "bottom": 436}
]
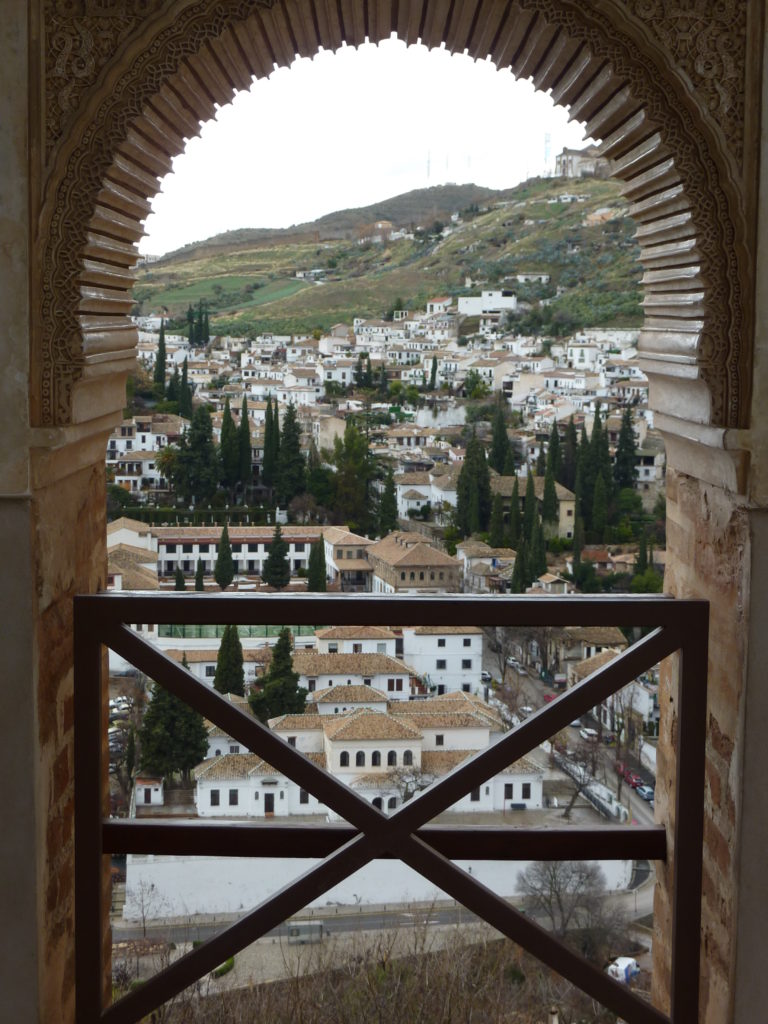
[{"left": 37, "top": 0, "right": 751, "bottom": 472}]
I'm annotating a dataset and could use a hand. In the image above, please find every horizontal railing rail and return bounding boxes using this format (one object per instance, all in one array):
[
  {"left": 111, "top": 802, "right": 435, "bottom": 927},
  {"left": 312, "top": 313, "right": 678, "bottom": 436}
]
[{"left": 74, "top": 593, "right": 708, "bottom": 1024}]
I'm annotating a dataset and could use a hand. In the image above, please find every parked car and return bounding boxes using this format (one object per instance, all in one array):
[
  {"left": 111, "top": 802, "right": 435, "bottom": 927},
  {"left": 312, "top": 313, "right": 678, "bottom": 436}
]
[
  {"left": 518, "top": 705, "right": 534, "bottom": 718},
  {"left": 602, "top": 732, "right": 616, "bottom": 746},
  {"left": 543, "top": 693, "right": 557, "bottom": 703},
  {"left": 506, "top": 656, "right": 521, "bottom": 669},
  {"left": 636, "top": 784, "right": 655, "bottom": 801},
  {"left": 579, "top": 727, "right": 598, "bottom": 742},
  {"left": 624, "top": 770, "right": 643, "bottom": 788},
  {"left": 481, "top": 670, "right": 492, "bottom": 683},
  {"left": 570, "top": 719, "right": 582, "bottom": 728}
]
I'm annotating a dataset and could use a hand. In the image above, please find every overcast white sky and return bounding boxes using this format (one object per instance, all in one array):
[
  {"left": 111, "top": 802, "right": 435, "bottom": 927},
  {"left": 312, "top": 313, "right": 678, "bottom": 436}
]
[{"left": 140, "top": 38, "right": 592, "bottom": 256}]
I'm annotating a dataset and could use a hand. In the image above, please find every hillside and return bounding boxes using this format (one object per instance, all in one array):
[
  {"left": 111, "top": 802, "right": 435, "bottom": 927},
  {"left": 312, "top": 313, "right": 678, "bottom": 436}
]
[{"left": 132, "top": 176, "right": 642, "bottom": 337}]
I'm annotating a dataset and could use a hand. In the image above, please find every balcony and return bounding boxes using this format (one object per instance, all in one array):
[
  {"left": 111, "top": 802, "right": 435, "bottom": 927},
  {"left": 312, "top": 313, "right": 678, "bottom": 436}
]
[{"left": 75, "top": 592, "right": 707, "bottom": 1024}]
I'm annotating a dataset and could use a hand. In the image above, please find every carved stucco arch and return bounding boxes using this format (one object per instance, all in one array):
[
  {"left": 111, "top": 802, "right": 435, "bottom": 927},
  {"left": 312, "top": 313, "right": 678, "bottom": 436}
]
[{"left": 38, "top": 0, "right": 751, "bottom": 479}]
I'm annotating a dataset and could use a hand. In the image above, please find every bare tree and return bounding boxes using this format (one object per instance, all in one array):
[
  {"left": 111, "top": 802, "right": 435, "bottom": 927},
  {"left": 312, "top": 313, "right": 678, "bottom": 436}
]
[
  {"left": 385, "top": 765, "right": 436, "bottom": 804},
  {"left": 553, "top": 741, "right": 599, "bottom": 820},
  {"left": 518, "top": 860, "right": 605, "bottom": 938}
]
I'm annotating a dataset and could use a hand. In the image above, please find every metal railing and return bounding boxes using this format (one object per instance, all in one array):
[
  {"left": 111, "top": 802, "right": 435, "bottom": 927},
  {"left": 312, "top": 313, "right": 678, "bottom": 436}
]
[{"left": 74, "top": 592, "right": 708, "bottom": 1024}]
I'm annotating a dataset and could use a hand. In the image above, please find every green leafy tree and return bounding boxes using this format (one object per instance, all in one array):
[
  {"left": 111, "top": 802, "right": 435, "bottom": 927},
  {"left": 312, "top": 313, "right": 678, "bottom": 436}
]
[
  {"left": 194, "top": 557, "right": 204, "bottom": 591},
  {"left": 153, "top": 319, "right": 166, "bottom": 392},
  {"left": 214, "top": 623, "right": 244, "bottom": 696},
  {"left": 489, "top": 399, "right": 510, "bottom": 474},
  {"left": 333, "top": 421, "right": 374, "bottom": 533},
  {"left": 219, "top": 397, "right": 240, "bottom": 492},
  {"left": 214, "top": 523, "right": 235, "bottom": 590},
  {"left": 307, "top": 539, "right": 327, "bottom": 592},
  {"left": 249, "top": 627, "right": 306, "bottom": 722},
  {"left": 276, "top": 402, "right": 305, "bottom": 507},
  {"left": 174, "top": 566, "right": 185, "bottom": 590},
  {"left": 489, "top": 493, "right": 505, "bottom": 548},
  {"left": 464, "top": 369, "right": 489, "bottom": 399},
  {"left": 138, "top": 682, "right": 209, "bottom": 781},
  {"left": 378, "top": 468, "right": 398, "bottom": 535},
  {"left": 238, "top": 397, "right": 252, "bottom": 497},
  {"left": 614, "top": 406, "right": 638, "bottom": 492},
  {"left": 171, "top": 405, "right": 220, "bottom": 503},
  {"left": 262, "top": 521, "right": 290, "bottom": 588}
]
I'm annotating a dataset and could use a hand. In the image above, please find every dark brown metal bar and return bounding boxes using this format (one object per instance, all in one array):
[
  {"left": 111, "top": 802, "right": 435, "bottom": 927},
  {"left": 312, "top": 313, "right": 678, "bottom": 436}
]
[
  {"left": 80, "top": 589, "right": 707, "bottom": 629},
  {"left": 103, "top": 819, "right": 667, "bottom": 861},
  {"left": 73, "top": 600, "right": 107, "bottom": 1024},
  {"left": 391, "top": 626, "right": 679, "bottom": 834},
  {"left": 101, "top": 831, "right": 382, "bottom": 1024},
  {"left": 670, "top": 603, "right": 709, "bottom": 1022},
  {"left": 398, "top": 833, "right": 670, "bottom": 1024}
]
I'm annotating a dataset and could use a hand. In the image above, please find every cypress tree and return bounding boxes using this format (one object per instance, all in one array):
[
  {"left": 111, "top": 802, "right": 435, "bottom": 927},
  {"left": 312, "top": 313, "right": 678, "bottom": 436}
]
[
  {"left": 502, "top": 447, "right": 516, "bottom": 475},
  {"left": 262, "top": 522, "right": 290, "bottom": 588},
  {"left": 333, "top": 421, "right": 373, "bottom": 534},
  {"left": 179, "top": 357, "right": 193, "bottom": 419},
  {"left": 175, "top": 405, "right": 219, "bottom": 504},
  {"left": 166, "top": 366, "right": 180, "bottom": 404},
  {"left": 429, "top": 355, "right": 437, "bottom": 390},
  {"left": 592, "top": 472, "right": 608, "bottom": 541},
  {"left": 354, "top": 354, "right": 364, "bottom": 388},
  {"left": 547, "top": 420, "right": 561, "bottom": 481},
  {"left": 379, "top": 468, "right": 398, "bottom": 535},
  {"left": 456, "top": 435, "right": 492, "bottom": 537},
  {"left": 174, "top": 565, "right": 185, "bottom": 590},
  {"left": 154, "top": 318, "right": 166, "bottom": 391},
  {"left": 541, "top": 460, "right": 558, "bottom": 524},
  {"left": 194, "top": 557, "right": 204, "bottom": 591},
  {"left": 195, "top": 300, "right": 204, "bottom": 345},
  {"left": 262, "top": 397, "right": 275, "bottom": 487},
  {"left": 489, "top": 399, "right": 510, "bottom": 473},
  {"left": 238, "top": 397, "right": 252, "bottom": 497},
  {"left": 214, "top": 623, "right": 244, "bottom": 696},
  {"left": 186, "top": 304, "right": 195, "bottom": 344},
  {"left": 561, "top": 417, "right": 578, "bottom": 490},
  {"left": 506, "top": 476, "right": 521, "bottom": 549},
  {"left": 511, "top": 543, "right": 527, "bottom": 593},
  {"left": 275, "top": 402, "right": 305, "bottom": 506},
  {"left": 530, "top": 517, "right": 547, "bottom": 580},
  {"left": 203, "top": 308, "right": 210, "bottom": 344},
  {"left": 535, "top": 446, "right": 547, "bottom": 476},
  {"left": 139, "top": 682, "right": 209, "bottom": 781},
  {"left": 364, "top": 354, "right": 373, "bottom": 389},
  {"left": 614, "top": 406, "right": 638, "bottom": 492},
  {"left": 573, "top": 516, "right": 585, "bottom": 572},
  {"left": 248, "top": 627, "right": 305, "bottom": 723},
  {"left": 522, "top": 473, "right": 537, "bottom": 544},
  {"left": 214, "top": 523, "right": 234, "bottom": 590},
  {"left": 219, "top": 397, "right": 239, "bottom": 492},
  {"left": 307, "top": 539, "right": 327, "bottom": 592},
  {"left": 489, "top": 493, "right": 505, "bottom": 548},
  {"left": 636, "top": 529, "right": 648, "bottom": 575}
]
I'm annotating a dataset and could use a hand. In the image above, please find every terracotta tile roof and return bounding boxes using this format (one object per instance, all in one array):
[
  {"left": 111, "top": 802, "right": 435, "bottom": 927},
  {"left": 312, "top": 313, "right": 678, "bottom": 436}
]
[
  {"left": 421, "top": 751, "right": 542, "bottom": 776},
  {"left": 408, "top": 625, "right": 484, "bottom": 635},
  {"left": 293, "top": 652, "right": 413, "bottom": 677},
  {"left": 194, "top": 750, "right": 326, "bottom": 779},
  {"left": 321, "top": 526, "right": 373, "bottom": 546},
  {"left": 563, "top": 626, "right": 628, "bottom": 647},
  {"left": 308, "top": 684, "right": 389, "bottom": 704},
  {"left": 366, "top": 533, "right": 460, "bottom": 568},
  {"left": 151, "top": 525, "right": 326, "bottom": 543},
  {"left": 269, "top": 714, "right": 323, "bottom": 731},
  {"left": 322, "top": 709, "right": 423, "bottom": 741},
  {"left": 315, "top": 626, "right": 396, "bottom": 641},
  {"left": 570, "top": 648, "right": 622, "bottom": 680},
  {"left": 392, "top": 711, "right": 491, "bottom": 730}
]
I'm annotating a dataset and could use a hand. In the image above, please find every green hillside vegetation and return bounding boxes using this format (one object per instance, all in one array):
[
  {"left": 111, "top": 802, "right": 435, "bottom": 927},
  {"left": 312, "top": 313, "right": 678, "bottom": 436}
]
[{"left": 133, "top": 177, "right": 641, "bottom": 337}]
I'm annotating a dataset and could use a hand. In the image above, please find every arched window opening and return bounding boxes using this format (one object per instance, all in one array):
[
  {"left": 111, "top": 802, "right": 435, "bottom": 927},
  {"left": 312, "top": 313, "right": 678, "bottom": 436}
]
[
  {"left": 340, "top": 751, "right": 349, "bottom": 767},
  {"left": 387, "top": 750, "right": 397, "bottom": 767}
]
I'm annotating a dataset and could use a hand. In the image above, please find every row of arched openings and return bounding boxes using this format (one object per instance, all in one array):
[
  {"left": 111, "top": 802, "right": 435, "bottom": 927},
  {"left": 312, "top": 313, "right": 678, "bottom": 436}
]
[{"left": 339, "top": 749, "right": 414, "bottom": 767}]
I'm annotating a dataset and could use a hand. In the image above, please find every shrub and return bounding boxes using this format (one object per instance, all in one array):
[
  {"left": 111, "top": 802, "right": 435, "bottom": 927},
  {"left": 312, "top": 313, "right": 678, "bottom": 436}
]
[{"left": 212, "top": 956, "right": 235, "bottom": 978}]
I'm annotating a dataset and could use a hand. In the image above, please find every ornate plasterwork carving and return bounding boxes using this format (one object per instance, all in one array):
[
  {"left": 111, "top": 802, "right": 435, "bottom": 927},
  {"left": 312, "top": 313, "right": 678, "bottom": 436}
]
[
  {"left": 38, "top": 0, "right": 749, "bottom": 431},
  {"left": 624, "top": 0, "right": 747, "bottom": 165},
  {"left": 45, "top": 0, "right": 154, "bottom": 160}
]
